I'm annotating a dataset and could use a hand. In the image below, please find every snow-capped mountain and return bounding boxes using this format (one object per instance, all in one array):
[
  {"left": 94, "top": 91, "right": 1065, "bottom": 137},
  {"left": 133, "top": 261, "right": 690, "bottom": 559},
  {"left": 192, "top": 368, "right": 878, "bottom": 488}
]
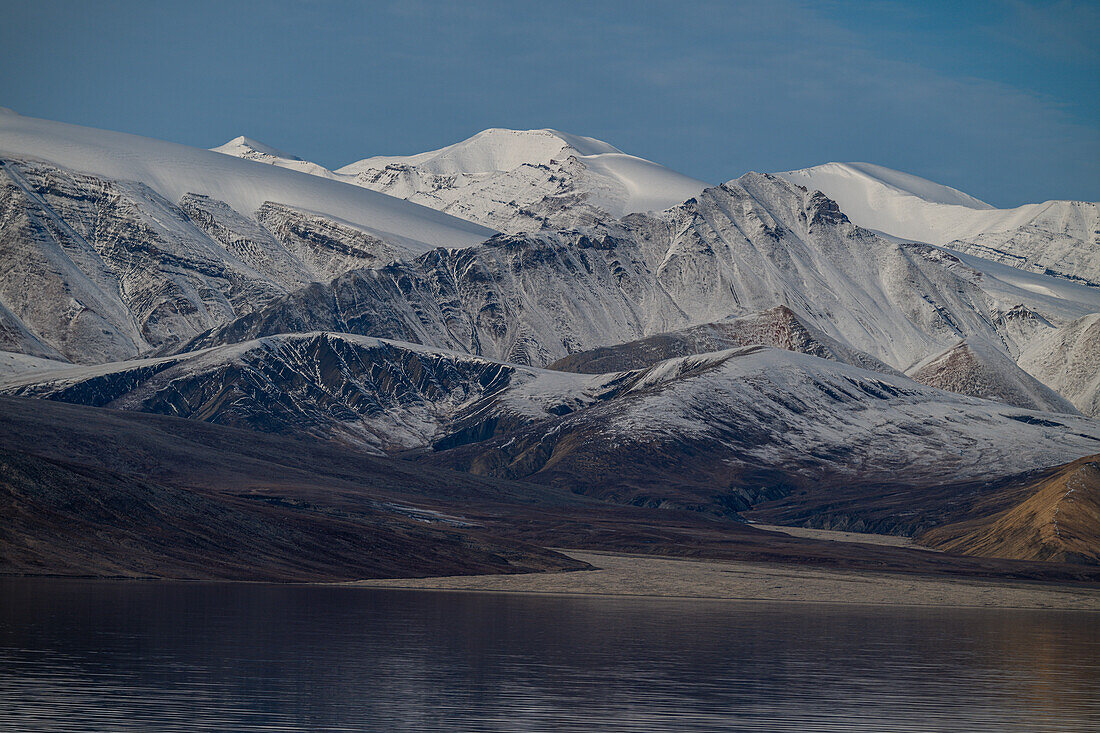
[
  {"left": 210, "top": 132, "right": 1098, "bottom": 294},
  {"left": 209, "top": 136, "right": 339, "bottom": 179},
  {"left": 777, "top": 162, "right": 1099, "bottom": 286},
  {"left": 183, "top": 174, "right": 1037, "bottom": 374},
  {"left": 212, "top": 128, "right": 711, "bottom": 233},
  {"left": 0, "top": 111, "right": 493, "bottom": 252},
  {"left": 0, "top": 111, "right": 495, "bottom": 362},
  {"left": 424, "top": 345, "right": 1100, "bottom": 516},
  {"left": 3, "top": 111, "right": 1099, "bottom": 572},
  {"left": 212, "top": 132, "right": 1098, "bottom": 369},
  {"left": 337, "top": 128, "right": 710, "bottom": 230},
  {"left": 3, "top": 111, "right": 1096, "bottom": 417}
]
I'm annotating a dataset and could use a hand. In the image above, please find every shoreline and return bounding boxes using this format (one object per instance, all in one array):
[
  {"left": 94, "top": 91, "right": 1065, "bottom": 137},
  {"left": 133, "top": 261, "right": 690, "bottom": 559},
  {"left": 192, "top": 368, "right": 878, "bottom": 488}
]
[
  {"left": 340, "top": 583, "right": 1100, "bottom": 613},
  {"left": 341, "top": 550, "right": 1100, "bottom": 612}
]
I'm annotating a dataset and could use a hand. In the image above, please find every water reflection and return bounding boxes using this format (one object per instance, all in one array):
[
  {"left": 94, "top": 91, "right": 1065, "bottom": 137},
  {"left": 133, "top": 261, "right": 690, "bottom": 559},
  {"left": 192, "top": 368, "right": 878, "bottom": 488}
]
[{"left": 1, "top": 579, "right": 1097, "bottom": 731}]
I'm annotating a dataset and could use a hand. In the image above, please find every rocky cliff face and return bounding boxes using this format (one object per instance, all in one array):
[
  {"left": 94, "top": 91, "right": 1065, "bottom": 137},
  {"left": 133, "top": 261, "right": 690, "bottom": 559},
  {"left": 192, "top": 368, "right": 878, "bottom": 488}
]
[
  {"left": 1, "top": 334, "right": 516, "bottom": 451},
  {"left": 0, "top": 158, "right": 446, "bottom": 363},
  {"left": 1, "top": 158, "right": 244, "bottom": 362},
  {"left": 945, "top": 205, "right": 1100, "bottom": 288},
  {"left": 183, "top": 175, "right": 1017, "bottom": 373}
]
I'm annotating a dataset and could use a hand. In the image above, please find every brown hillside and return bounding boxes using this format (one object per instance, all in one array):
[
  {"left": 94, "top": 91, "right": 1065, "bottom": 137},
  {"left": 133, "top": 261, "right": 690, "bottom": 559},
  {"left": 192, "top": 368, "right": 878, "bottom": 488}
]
[{"left": 918, "top": 455, "right": 1100, "bottom": 564}]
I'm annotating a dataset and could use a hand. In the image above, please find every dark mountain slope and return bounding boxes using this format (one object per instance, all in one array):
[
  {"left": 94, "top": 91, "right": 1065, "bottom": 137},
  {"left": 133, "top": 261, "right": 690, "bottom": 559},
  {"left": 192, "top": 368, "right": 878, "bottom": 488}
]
[
  {"left": 0, "top": 396, "right": 588, "bottom": 580},
  {"left": 2, "top": 396, "right": 1098, "bottom": 583}
]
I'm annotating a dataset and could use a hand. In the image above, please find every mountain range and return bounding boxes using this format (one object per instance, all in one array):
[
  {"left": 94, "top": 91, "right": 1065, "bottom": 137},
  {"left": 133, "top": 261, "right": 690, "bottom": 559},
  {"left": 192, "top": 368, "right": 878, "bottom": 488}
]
[{"left": 0, "top": 109, "right": 1097, "bottom": 578}]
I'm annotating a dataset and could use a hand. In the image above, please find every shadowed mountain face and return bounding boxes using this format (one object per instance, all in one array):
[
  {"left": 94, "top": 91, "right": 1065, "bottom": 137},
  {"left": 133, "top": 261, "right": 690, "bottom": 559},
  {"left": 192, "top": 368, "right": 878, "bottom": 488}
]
[
  {"left": 917, "top": 455, "right": 1100, "bottom": 564},
  {"left": 1, "top": 333, "right": 523, "bottom": 452},
  {"left": 3, "top": 395, "right": 1098, "bottom": 582},
  {"left": 0, "top": 396, "right": 591, "bottom": 580},
  {"left": 0, "top": 448, "right": 585, "bottom": 580},
  {"left": 0, "top": 332, "right": 628, "bottom": 454}
]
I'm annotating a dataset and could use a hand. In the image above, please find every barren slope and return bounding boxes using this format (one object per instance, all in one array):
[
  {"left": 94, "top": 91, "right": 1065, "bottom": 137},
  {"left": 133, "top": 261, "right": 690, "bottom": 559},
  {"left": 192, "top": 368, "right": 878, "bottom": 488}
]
[{"left": 918, "top": 455, "right": 1100, "bottom": 564}]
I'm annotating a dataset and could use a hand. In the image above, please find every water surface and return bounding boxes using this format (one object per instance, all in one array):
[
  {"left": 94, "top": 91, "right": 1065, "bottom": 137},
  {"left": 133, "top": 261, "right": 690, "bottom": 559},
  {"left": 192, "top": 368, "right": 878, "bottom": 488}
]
[{"left": 1, "top": 579, "right": 1097, "bottom": 731}]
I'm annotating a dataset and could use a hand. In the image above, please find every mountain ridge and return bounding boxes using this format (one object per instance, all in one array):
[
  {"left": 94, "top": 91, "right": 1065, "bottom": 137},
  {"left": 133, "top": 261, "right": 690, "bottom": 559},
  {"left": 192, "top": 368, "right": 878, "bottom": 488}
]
[
  {"left": 777, "top": 161, "right": 1099, "bottom": 286},
  {"left": 6, "top": 332, "right": 1096, "bottom": 520},
  {"left": 0, "top": 111, "right": 494, "bottom": 253}
]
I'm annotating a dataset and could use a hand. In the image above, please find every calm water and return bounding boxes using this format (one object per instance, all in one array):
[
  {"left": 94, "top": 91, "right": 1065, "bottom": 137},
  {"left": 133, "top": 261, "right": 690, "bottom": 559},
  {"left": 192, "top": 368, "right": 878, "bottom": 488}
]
[{"left": 0, "top": 579, "right": 1098, "bottom": 732}]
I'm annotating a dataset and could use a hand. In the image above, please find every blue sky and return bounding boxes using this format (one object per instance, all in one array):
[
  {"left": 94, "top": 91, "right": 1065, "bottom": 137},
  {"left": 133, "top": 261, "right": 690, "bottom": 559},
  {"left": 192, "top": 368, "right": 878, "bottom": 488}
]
[{"left": 1, "top": 0, "right": 1096, "bottom": 207}]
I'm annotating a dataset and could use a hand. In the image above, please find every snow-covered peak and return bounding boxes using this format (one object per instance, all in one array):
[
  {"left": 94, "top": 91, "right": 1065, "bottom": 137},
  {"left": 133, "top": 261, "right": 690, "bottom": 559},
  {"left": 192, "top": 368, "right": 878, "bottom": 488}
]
[
  {"left": 209, "top": 135, "right": 343, "bottom": 180},
  {"left": 775, "top": 161, "right": 1099, "bottom": 285},
  {"left": 339, "top": 128, "right": 623, "bottom": 177},
  {"left": 211, "top": 135, "right": 304, "bottom": 161},
  {"left": 0, "top": 112, "right": 495, "bottom": 254},
  {"left": 780, "top": 162, "right": 993, "bottom": 211},
  {"left": 338, "top": 127, "right": 710, "bottom": 227},
  {"left": 216, "top": 126, "right": 708, "bottom": 227}
]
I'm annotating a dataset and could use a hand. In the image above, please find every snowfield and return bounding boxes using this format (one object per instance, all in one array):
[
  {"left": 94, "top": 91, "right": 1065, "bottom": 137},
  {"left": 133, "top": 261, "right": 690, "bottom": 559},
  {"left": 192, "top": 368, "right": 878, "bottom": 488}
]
[
  {"left": 338, "top": 127, "right": 710, "bottom": 219},
  {"left": 210, "top": 136, "right": 341, "bottom": 180},
  {"left": 0, "top": 110, "right": 494, "bottom": 254},
  {"left": 209, "top": 127, "right": 712, "bottom": 232}
]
